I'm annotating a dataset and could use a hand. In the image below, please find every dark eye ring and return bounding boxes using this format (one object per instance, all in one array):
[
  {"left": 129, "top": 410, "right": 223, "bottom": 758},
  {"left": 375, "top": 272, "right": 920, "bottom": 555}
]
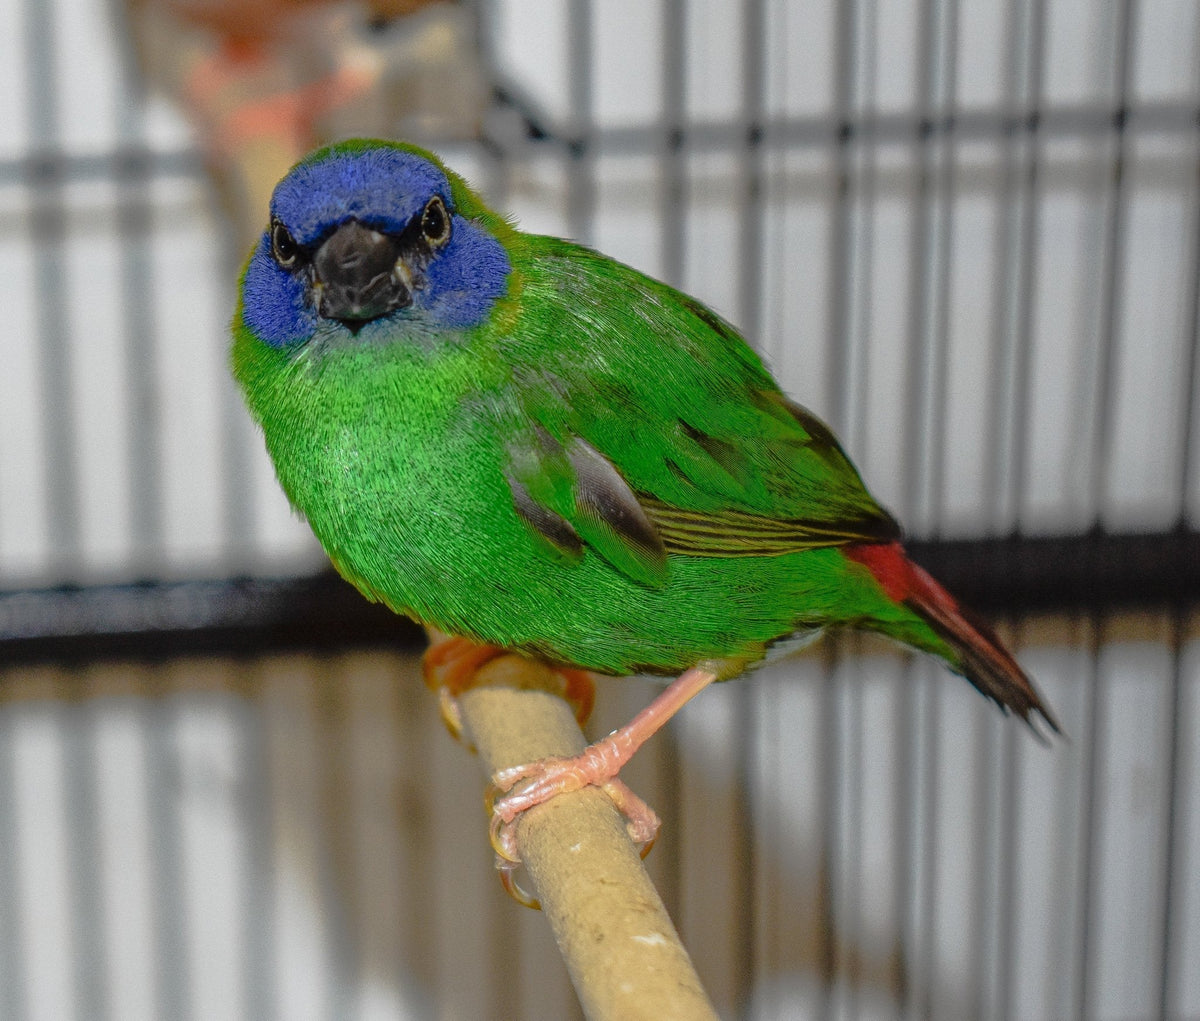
[
  {"left": 270, "top": 219, "right": 302, "bottom": 268},
  {"left": 421, "top": 196, "right": 451, "bottom": 247}
]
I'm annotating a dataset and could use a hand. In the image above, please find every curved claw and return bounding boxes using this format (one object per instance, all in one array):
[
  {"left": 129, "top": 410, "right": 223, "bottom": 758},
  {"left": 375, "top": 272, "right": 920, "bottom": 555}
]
[
  {"left": 486, "top": 782, "right": 542, "bottom": 909},
  {"left": 437, "top": 687, "right": 468, "bottom": 747},
  {"left": 485, "top": 781, "right": 524, "bottom": 864},
  {"left": 497, "top": 859, "right": 541, "bottom": 910}
]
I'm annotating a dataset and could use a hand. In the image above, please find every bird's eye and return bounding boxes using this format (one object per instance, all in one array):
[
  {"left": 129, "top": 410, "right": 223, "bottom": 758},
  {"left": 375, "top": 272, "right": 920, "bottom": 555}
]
[
  {"left": 270, "top": 219, "right": 302, "bottom": 269},
  {"left": 421, "top": 196, "right": 451, "bottom": 248}
]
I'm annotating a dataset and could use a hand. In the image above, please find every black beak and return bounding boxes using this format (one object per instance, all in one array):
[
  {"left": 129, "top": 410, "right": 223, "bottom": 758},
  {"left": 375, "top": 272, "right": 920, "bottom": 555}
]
[{"left": 313, "top": 220, "right": 412, "bottom": 325}]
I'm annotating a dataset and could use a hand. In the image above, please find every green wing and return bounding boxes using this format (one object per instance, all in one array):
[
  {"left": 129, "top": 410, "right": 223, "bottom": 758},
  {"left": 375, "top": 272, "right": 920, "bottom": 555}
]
[
  {"left": 503, "top": 425, "right": 669, "bottom": 587},
  {"left": 495, "top": 235, "right": 899, "bottom": 586}
]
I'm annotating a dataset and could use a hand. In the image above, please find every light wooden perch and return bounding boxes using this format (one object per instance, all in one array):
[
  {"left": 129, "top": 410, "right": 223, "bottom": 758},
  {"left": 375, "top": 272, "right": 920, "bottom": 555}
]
[{"left": 456, "top": 654, "right": 719, "bottom": 1021}]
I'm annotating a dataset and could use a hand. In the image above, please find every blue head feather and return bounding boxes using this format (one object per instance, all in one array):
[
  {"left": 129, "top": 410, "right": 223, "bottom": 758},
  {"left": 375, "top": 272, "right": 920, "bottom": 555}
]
[{"left": 241, "top": 143, "right": 511, "bottom": 348}]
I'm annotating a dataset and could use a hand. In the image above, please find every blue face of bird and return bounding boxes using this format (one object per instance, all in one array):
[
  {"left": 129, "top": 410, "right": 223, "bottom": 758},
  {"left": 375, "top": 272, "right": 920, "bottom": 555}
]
[{"left": 240, "top": 145, "right": 512, "bottom": 349}]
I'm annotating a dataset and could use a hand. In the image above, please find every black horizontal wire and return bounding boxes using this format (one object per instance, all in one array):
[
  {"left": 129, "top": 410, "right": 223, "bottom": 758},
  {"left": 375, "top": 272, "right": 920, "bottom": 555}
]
[
  {"left": 0, "top": 98, "right": 1196, "bottom": 189},
  {"left": 0, "top": 528, "right": 1193, "bottom": 668}
]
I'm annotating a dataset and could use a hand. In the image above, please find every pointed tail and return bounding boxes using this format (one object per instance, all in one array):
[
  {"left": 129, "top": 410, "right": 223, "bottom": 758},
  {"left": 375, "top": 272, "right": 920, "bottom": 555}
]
[{"left": 847, "top": 542, "right": 1061, "bottom": 738}]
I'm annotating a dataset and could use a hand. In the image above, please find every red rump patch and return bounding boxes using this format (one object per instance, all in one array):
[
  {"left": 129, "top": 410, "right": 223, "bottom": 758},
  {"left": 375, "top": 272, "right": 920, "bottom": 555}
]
[
  {"left": 845, "top": 541, "right": 913, "bottom": 603},
  {"left": 846, "top": 541, "right": 967, "bottom": 621}
]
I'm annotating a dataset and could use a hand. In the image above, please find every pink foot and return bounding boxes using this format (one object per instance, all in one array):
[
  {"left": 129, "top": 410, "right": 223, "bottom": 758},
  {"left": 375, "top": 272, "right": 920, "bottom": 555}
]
[
  {"left": 483, "top": 663, "right": 720, "bottom": 906},
  {"left": 488, "top": 776, "right": 660, "bottom": 908},
  {"left": 488, "top": 756, "right": 663, "bottom": 861}
]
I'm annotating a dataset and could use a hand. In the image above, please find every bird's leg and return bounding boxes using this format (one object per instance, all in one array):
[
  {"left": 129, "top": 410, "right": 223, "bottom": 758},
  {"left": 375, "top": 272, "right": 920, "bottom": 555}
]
[
  {"left": 422, "top": 635, "right": 595, "bottom": 743},
  {"left": 486, "top": 662, "right": 720, "bottom": 869}
]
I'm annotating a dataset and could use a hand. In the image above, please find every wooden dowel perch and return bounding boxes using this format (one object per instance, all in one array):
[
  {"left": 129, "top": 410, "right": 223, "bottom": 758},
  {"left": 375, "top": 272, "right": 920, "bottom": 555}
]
[{"left": 456, "top": 654, "right": 719, "bottom": 1021}]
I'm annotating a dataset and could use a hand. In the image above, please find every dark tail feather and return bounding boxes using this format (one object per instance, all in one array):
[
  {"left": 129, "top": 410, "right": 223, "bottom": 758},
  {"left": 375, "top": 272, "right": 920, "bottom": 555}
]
[{"left": 848, "top": 542, "right": 1061, "bottom": 739}]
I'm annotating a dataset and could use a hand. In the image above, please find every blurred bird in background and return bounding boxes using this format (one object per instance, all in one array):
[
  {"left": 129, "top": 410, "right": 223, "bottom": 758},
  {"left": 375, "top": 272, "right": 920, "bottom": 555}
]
[{"left": 124, "top": 0, "right": 489, "bottom": 246}]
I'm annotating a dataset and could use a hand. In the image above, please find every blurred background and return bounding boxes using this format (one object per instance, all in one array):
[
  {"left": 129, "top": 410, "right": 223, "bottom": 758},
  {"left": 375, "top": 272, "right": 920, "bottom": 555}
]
[{"left": 0, "top": 0, "right": 1198, "bottom": 1018}]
